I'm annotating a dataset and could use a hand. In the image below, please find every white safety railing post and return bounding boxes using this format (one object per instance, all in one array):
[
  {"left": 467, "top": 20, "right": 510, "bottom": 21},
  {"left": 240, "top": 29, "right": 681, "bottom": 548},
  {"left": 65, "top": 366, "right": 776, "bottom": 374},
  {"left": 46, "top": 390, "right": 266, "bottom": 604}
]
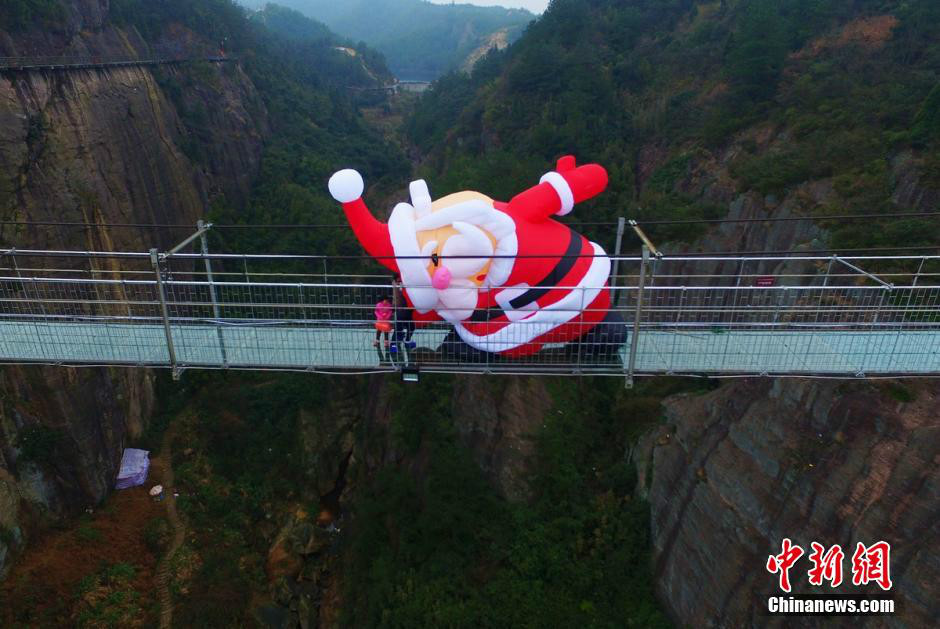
[
  {"left": 392, "top": 277, "right": 399, "bottom": 368},
  {"left": 575, "top": 286, "right": 585, "bottom": 374},
  {"left": 197, "top": 220, "right": 227, "bottom": 366},
  {"left": 484, "top": 285, "right": 492, "bottom": 374},
  {"left": 822, "top": 256, "right": 835, "bottom": 287},
  {"left": 626, "top": 245, "right": 649, "bottom": 389},
  {"left": 151, "top": 248, "right": 180, "bottom": 379},
  {"left": 611, "top": 217, "right": 626, "bottom": 307},
  {"left": 912, "top": 256, "right": 926, "bottom": 287},
  {"left": 668, "top": 287, "right": 686, "bottom": 375},
  {"left": 11, "top": 248, "right": 50, "bottom": 361},
  {"left": 860, "top": 285, "right": 891, "bottom": 377}
]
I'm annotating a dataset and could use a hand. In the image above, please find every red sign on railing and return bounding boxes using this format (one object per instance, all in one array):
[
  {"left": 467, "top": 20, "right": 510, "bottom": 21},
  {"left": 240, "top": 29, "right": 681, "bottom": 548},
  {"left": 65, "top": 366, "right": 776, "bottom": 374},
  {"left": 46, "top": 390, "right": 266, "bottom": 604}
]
[{"left": 756, "top": 276, "right": 776, "bottom": 287}]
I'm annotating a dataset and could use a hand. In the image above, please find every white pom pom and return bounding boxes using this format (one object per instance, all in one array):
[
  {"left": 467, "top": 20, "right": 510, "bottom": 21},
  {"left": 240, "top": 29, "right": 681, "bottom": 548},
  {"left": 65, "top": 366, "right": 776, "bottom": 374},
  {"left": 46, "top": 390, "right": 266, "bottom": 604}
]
[{"left": 328, "top": 169, "right": 364, "bottom": 203}]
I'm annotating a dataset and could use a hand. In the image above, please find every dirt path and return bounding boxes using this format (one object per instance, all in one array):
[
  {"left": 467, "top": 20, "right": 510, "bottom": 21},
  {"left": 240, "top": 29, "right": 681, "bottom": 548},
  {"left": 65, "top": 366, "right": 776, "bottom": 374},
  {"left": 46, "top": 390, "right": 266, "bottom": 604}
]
[
  {"left": 0, "top": 478, "right": 163, "bottom": 626},
  {"left": 155, "top": 427, "right": 186, "bottom": 629}
]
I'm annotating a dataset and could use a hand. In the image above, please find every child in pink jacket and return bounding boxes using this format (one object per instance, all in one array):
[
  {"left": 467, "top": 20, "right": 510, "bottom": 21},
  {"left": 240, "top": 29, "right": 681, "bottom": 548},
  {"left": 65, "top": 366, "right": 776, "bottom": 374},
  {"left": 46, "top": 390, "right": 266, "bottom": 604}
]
[{"left": 374, "top": 298, "right": 393, "bottom": 347}]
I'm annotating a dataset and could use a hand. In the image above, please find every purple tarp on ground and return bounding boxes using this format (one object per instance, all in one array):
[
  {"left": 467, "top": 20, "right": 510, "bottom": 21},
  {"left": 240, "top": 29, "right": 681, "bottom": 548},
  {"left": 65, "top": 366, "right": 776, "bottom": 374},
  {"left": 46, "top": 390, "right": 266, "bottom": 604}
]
[{"left": 115, "top": 448, "right": 150, "bottom": 489}]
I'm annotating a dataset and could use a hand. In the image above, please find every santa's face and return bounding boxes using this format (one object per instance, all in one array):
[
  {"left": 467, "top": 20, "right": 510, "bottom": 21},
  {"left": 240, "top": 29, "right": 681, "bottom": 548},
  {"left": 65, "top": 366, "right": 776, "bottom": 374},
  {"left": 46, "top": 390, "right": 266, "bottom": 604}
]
[
  {"left": 409, "top": 191, "right": 517, "bottom": 322},
  {"left": 418, "top": 192, "right": 496, "bottom": 284}
]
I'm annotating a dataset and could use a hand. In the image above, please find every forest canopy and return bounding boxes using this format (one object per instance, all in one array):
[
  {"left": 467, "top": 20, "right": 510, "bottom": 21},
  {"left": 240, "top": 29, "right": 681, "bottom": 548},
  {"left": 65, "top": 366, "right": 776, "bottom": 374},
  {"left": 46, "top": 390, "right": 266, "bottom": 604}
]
[{"left": 408, "top": 0, "right": 940, "bottom": 250}]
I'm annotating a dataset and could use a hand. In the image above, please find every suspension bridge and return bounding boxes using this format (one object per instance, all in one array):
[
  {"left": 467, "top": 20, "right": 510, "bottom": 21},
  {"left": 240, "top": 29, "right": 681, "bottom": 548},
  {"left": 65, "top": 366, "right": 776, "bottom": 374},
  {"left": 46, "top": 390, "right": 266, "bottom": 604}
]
[
  {"left": 0, "top": 55, "right": 233, "bottom": 72},
  {"left": 0, "top": 224, "right": 937, "bottom": 383}
]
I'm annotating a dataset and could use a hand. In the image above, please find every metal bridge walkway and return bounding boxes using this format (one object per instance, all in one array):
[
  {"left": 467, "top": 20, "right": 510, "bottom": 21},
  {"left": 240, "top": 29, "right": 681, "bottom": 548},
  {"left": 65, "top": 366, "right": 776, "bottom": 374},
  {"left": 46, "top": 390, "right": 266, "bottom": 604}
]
[
  {"left": 0, "top": 55, "right": 233, "bottom": 72},
  {"left": 1, "top": 321, "right": 936, "bottom": 377},
  {"left": 1, "top": 243, "right": 938, "bottom": 381}
]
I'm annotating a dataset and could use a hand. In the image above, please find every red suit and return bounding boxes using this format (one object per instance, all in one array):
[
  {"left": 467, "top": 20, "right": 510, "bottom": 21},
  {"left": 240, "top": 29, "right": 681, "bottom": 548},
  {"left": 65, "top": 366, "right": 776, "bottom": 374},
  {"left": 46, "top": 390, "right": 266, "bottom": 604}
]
[{"left": 328, "top": 156, "right": 615, "bottom": 357}]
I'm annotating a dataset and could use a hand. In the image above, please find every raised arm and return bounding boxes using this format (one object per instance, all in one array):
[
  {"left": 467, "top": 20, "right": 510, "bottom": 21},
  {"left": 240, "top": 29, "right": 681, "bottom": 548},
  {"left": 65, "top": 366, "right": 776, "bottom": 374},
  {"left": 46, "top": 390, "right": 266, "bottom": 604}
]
[
  {"left": 328, "top": 169, "right": 398, "bottom": 273},
  {"left": 505, "top": 155, "right": 609, "bottom": 223}
]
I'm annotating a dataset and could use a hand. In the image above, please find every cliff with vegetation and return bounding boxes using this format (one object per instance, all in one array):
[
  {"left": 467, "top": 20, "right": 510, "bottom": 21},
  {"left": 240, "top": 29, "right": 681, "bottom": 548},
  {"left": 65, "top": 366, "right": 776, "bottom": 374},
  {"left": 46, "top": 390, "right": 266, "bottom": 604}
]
[
  {"left": 409, "top": 0, "right": 940, "bottom": 251},
  {"left": 2, "top": 1, "right": 939, "bottom": 627},
  {"left": 0, "top": 0, "right": 400, "bottom": 587},
  {"left": 635, "top": 378, "right": 938, "bottom": 627},
  {"left": 0, "top": 0, "right": 267, "bottom": 580},
  {"left": 403, "top": 0, "right": 940, "bottom": 625}
]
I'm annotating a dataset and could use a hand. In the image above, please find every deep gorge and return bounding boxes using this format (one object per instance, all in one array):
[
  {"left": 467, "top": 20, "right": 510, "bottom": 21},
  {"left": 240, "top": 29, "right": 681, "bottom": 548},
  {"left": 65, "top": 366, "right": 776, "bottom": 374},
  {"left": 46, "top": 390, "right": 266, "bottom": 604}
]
[{"left": 1, "top": 1, "right": 938, "bottom": 627}]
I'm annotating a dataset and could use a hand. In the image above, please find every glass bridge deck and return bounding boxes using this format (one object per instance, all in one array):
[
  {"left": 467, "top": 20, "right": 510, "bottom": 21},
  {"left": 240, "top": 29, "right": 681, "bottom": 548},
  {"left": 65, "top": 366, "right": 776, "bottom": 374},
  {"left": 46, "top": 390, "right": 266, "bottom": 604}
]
[{"left": 0, "top": 321, "right": 937, "bottom": 377}]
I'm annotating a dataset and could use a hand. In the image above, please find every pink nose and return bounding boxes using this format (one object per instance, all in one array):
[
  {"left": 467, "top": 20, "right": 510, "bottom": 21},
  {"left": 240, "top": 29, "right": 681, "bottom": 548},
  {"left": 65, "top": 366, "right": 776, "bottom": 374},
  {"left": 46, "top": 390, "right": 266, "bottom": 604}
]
[{"left": 432, "top": 266, "right": 452, "bottom": 290}]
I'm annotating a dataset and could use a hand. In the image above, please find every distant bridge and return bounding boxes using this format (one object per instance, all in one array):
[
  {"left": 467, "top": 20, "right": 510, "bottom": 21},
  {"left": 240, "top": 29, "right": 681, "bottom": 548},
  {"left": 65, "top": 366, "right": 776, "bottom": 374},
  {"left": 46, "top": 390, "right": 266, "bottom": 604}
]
[
  {"left": 349, "top": 79, "right": 431, "bottom": 94},
  {"left": 0, "top": 232, "right": 937, "bottom": 383},
  {"left": 0, "top": 55, "right": 234, "bottom": 72}
]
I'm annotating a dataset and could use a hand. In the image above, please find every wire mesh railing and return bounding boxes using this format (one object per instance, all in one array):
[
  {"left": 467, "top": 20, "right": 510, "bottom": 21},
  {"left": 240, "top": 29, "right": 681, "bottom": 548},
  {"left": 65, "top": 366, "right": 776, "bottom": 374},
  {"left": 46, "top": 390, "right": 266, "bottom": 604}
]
[{"left": 0, "top": 247, "right": 938, "bottom": 378}]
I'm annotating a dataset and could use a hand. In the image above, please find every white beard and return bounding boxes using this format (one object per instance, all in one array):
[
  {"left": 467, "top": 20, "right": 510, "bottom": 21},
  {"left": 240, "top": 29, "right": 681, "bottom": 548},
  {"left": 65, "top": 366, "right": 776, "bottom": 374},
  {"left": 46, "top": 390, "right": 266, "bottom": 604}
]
[{"left": 436, "top": 278, "right": 481, "bottom": 323}]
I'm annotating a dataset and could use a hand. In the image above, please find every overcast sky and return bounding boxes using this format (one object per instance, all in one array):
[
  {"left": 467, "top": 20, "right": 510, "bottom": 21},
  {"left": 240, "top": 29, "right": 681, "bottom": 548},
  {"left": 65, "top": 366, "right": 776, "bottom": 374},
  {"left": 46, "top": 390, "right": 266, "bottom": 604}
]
[{"left": 429, "top": 0, "right": 549, "bottom": 13}]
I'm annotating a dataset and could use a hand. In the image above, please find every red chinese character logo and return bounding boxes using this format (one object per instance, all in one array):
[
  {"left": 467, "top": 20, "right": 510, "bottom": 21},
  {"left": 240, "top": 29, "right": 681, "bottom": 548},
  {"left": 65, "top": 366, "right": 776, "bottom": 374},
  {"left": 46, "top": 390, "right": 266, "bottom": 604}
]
[
  {"left": 807, "top": 542, "right": 844, "bottom": 587},
  {"left": 767, "top": 538, "right": 805, "bottom": 592},
  {"left": 851, "top": 541, "right": 892, "bottom": 590}
]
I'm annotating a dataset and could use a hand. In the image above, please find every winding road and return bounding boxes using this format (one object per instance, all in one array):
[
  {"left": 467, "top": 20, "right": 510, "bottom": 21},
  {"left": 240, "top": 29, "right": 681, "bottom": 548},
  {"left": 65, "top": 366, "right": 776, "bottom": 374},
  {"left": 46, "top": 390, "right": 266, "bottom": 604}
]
[{"left": 155, "top": 427, "right": 186, "bottom": 629}]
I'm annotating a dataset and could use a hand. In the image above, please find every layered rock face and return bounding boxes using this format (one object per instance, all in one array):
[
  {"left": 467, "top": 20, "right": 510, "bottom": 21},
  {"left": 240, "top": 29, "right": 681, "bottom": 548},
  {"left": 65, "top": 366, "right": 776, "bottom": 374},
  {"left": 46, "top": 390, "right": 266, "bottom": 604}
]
[
  {"left": 259, "top": 374, "right": 552, "bottom": 625},
  {"left": 0, "top": 0, "right": 266, "bottom": 577},
  {"left": 451, "top": 375, "right": 550, "bottom": 501},
  {"left": 635, "top": 379, "right": 939, "bottom": 627}
]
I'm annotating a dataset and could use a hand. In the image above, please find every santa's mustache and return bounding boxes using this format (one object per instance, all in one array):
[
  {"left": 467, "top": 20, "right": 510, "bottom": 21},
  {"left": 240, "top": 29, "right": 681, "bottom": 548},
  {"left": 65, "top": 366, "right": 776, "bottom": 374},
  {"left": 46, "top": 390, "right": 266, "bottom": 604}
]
[
  {"left": 435, "top": 278, "right": 480, "bottom": 322},
  {"left": 425, "top": 221, "right": 493, "bottom": 323}
]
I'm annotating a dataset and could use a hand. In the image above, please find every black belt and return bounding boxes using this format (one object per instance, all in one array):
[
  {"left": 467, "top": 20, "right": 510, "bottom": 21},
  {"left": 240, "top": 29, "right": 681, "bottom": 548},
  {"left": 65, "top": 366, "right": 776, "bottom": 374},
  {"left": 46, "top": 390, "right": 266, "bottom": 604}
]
[
  {"left": 507, "top": 228, "right": 582, "bottom": 310},
  {"left": 466, "top": 229, "right": 583, "bottom": 324}
]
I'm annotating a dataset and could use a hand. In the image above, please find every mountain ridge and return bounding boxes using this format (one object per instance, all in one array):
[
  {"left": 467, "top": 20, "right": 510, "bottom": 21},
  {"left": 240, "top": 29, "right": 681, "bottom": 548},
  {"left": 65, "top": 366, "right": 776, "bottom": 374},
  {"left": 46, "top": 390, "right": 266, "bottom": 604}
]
[{"left": 240, "top": 0, "right": 534, "bottom": 79}]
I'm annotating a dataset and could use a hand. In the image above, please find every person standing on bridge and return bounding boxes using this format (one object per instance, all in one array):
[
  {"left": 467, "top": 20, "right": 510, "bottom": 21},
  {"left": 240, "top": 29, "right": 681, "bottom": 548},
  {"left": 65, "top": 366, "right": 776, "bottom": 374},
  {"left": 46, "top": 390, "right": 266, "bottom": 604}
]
[
  {"left": 373, "top": 296, "right": 393, "bottom": 347},
  {"left": 390, "top": 278, "right": 416, "bottom": 354}
]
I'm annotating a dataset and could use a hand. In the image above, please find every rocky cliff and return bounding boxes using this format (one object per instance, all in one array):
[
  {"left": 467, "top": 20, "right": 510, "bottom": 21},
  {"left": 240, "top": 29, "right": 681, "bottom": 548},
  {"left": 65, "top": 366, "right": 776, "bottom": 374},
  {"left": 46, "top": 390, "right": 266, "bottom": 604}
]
[
  {"left": 451, "top": 375, "right": 550, "bottom": 501},
  {"left": 634, "top": 378, "right": 939, "bottom": 627},
  {"left": 257, "top": 373, "right": 555, "bottom": 625},
  {"left": 0, "top": 0, "right": 267, "bottom": 577}
]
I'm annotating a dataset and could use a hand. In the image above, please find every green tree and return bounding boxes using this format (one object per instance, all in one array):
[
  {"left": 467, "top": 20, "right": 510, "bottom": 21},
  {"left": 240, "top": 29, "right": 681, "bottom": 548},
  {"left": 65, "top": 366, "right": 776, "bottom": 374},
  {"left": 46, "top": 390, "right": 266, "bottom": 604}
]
[
  {"left": 726, "top": 0, "right": 787, "bottom": 105},
  {"left": 912, "top": 83, "right": 940, "bottom": 145},
  {"left": 0, "top": 0, "right": 63, "bottom": 31}
]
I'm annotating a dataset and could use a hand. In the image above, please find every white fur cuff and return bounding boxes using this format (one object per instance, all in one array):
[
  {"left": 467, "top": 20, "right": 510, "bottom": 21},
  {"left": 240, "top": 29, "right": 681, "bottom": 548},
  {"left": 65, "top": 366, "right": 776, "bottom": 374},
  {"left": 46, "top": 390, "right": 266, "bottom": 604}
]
[{"left": 539, "top": 171, "right": 575, "bottom": 215}]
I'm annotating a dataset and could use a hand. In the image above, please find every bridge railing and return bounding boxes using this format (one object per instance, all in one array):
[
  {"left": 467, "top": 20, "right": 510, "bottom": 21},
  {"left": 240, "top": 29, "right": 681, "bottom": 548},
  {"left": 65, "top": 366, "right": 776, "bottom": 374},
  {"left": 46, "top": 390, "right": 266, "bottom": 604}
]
[
  {"left": 7, "top": 274, "right": 936, "bottom": 328},
  {"left": 626, "top": 284, "right": 940, "bottom": 329},
  {"left": 0, "top": 249, "right": 938, "bottom": 376}
]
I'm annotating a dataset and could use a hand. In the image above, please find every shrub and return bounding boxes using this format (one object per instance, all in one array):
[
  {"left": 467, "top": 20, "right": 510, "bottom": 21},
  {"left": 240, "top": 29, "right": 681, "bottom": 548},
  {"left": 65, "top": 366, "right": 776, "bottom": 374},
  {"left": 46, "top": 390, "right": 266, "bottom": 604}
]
[
  {"left": 0, "top": 524, "right": 16, "bottom": 547},
  {"left": 76, "top": 521, "right": 102, "bottom": 544},
  {"left": 0, "top": 0, "right": 63, "bottom": 32},
  {"left": 912, "top": 83, "right": 940, "bottom": 145},
  {"left": 143, "top": 518, "right": 170, "bottom": 553},
  {"left": 14, "top": 425, "right": 62, "bottom": 465},
  {"left": 73, "top": 563, "right": 142, "bottom": 628},
  {"left": 730, "top": 149, "right": 813, "bottom": 196},
  {"left": 885, "top": 383, "right": 915, "bottom": 403}
]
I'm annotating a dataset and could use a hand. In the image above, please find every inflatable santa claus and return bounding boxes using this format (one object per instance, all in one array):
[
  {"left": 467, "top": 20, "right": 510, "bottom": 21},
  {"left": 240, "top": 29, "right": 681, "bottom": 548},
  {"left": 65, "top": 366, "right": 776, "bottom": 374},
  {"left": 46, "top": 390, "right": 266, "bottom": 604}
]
[{"left": 328, "top": 155, "right": 625, "bottom": 358}]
